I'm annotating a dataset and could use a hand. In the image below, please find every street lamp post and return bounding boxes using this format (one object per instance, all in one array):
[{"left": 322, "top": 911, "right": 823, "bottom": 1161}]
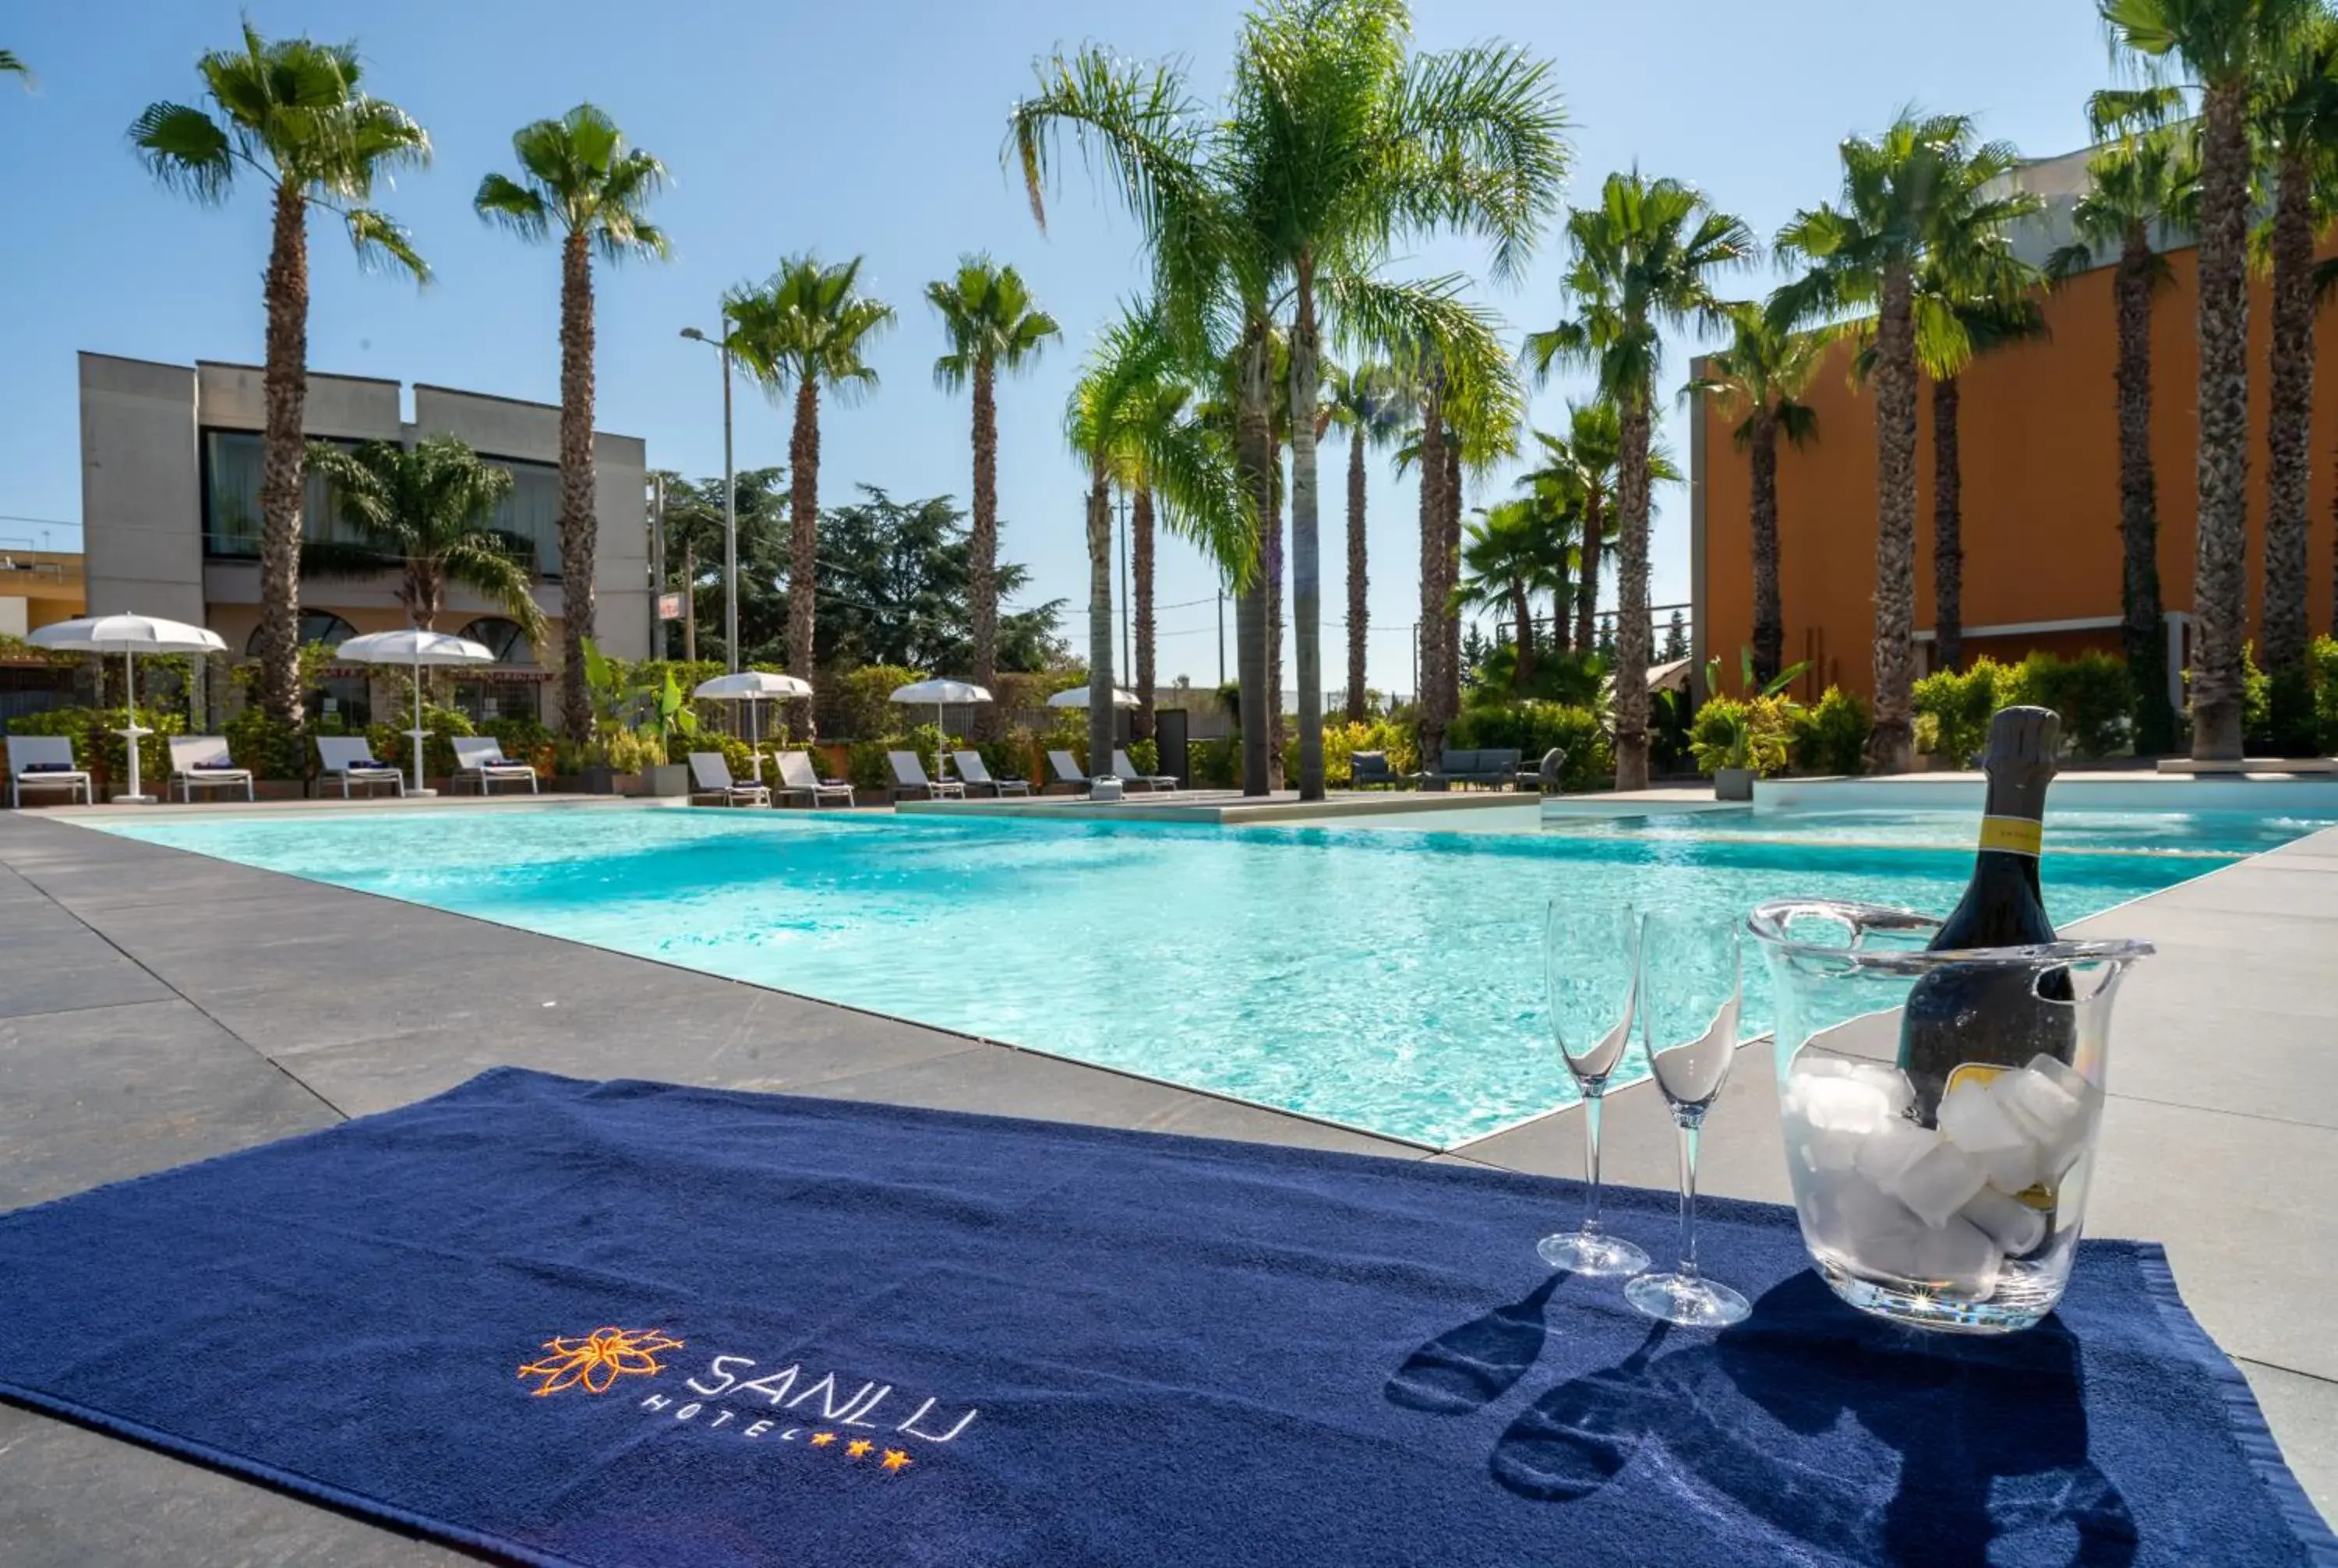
[{"left": 680, "top": 324, "right": 739, "bottom": 673}]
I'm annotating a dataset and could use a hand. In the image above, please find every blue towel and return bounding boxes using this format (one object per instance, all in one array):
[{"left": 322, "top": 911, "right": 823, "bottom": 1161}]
[
  {"left": 0, "top": 1068, "right": 2325, "bottom": 1568},
  {"left": 191, "top": 759, "right": 243, "bottom": 771},
  {"left": 19, "top": 761, "right": 74, "bottom": 772}
]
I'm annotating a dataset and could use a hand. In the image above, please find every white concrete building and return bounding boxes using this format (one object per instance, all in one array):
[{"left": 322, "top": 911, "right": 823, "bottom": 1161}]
[{"left": 78, "top": 352, "right": 653, "bottom": 728}]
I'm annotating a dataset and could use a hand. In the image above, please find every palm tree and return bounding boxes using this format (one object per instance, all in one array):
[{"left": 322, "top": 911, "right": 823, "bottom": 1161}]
[
  {"left": 2107, "top": 0, "right": 2321, "bottom": 758},
  {"left": 722, "top": 257, "right": 896, "bottom": 736},
  {"left": 132, "top": 24, "right": 429, "bottom": 727},
  {"left": 1699, "top": 304, "right": 1824, "bottom": 688},
  {"left": 2, "top": 50, "right": 30, "bottom": 87},
  {"left": 1013, "top": 0, "right": 1568, "bottom": 800},
  {"left": 1067, "top": 310, "right": 1254, "bottom": 775},
  {"left": 473, "top": 104, "right": 668, "bottom": 745},
  {"left": 1456, "top": 500, "right": 1568, "bottom": 684},
  {"left": 927, "top": 256, "right": 1061, "bottom": 734},
  {"left": 1773, "top": 112, "right": 2031, "bottom": 772},
  {"left": 1323, "top": 362, "right": 1411, "bottom": 718},
  {"left": 1520, "top": 402, "right": 1680, "bottom": 660},
  {"left": 301, "top": 438, "right": 549, "bottom": 641},
  {"left": 1531, "top": 171, "right": 1754, "bottom": 790},
  {"left": 1118, "top": 378, "right": 1196, "bottom": 743},
  {"left": 2047, "top": 91, "right": 2195, "bottom": 754},
  {"left": 2257, "top": 15, "right": 2338, "bottom": 748}
]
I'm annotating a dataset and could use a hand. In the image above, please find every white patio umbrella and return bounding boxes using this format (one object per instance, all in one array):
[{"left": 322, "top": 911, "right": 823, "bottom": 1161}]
[
  {"left": 334, "top": 629, "right": 496, "bottom": 796},
  {"left": 30, "top": 613, "right": 228, "bottom": 803},
  {"left": 888, "top": 678, "right": 991, "bottom": 786},
  {"left": 693, "top": 670, "right": 814, "bottom": 769},
  {"left": 1044, "top": 685, "right": 1140, "bottom": 709}
]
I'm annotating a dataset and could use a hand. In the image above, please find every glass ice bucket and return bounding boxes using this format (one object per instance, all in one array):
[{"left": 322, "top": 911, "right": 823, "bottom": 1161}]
[{"left": 1748, "top": 900, "right": 2153, "bottom": 1334}]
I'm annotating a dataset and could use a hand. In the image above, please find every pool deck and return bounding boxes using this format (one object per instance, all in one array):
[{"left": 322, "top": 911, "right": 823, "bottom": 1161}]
[{"left": 0, "top": 802, "right": 2333, "bottom": 1560}]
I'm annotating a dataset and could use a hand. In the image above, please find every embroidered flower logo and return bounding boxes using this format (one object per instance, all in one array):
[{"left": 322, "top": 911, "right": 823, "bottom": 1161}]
[{"left": 519, "top": 1327, "right": 685, "bottom": 1397}]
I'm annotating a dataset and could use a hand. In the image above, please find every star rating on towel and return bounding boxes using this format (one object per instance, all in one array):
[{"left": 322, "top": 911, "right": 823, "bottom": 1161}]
[{"left": 807, "top": 1434, "right": 913, "bottom": 1472}]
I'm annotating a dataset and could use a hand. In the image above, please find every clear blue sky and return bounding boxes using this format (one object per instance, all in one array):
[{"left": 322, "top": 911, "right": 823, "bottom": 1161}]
[{"left": 2, "top": 1, "right": 2116, "bottom": 690}]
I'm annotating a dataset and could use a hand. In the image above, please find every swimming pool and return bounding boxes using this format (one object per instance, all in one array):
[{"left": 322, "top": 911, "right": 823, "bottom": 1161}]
[{"left": 92, "top": 806, "right": 2322, "bottom": 1147}]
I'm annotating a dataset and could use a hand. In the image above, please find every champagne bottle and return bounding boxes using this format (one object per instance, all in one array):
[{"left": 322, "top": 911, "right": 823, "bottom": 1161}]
[{"left": 1897, "top": 705, "right": 2076, "bottom": 1123}]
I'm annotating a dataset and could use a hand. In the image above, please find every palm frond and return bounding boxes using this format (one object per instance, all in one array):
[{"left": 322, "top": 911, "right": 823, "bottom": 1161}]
[{"left": 129, "top": 102, "right": 235, "bottom": 203}]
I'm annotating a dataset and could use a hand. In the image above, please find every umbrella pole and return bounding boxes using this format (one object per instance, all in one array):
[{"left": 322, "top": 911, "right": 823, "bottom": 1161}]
[
  {"left": 411, "top": 648, "right": 427, "bottom": 796},
  {"left": 121, "top": 647, "right": 144, "bottom": 802},
  {"left": 936, "top": 702, "right": 945, "bottom": 787}
]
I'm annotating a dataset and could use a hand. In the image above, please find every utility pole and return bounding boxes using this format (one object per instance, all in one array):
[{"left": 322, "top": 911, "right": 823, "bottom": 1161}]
[
  {"left": 683, "top": 539, "right": 697, "bottom": 663},
  {"left": 679, "top": 323, "right": 739, "bottom": 672},
  {"left": 649, "top": 473, "right": 666, "bottom": 656},
  {"left": 1217, "top": 588, "right": 1225, "bottom": 687}
]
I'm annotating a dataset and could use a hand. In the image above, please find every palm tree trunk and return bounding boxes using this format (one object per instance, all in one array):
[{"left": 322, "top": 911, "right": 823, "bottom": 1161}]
[
  {"left": 2266, "top": 144, "right": 2315, "bottom": 750},
  {"left": 256, "top": 182, "right": 310, "bottom": 728},
  {"left": 1416, "top": 380, "right": 1450, "bottom": 763},
  {"left": 1133, "top": 486, "right": 1156, "bottom": 742},
  {"left": 1932, "top": 375, "right": 1965, "bottom": 676},
  {"left": 1866, "top": 259, "right": 1919, "bottom": 774},
  {"left": 1266, "top": 440, "right": 1286, "bottom": 790},
  {"left": 1573, "top": 485, "right": 1602, "bottom": 655},
  {"left": 2116, "top": 222, "right": 2174, "bottom": 754},
  {"left": 788, "top": 378, "right": 821, "bottom": 739},
  {"left": 1345, "top": 423, "right": 1368, "bottom": 721},
  {"left": 2191, "top": 79, "right": 2252, "bottom": 761},
  {"left": 969, "top": 354, "right": 1001, "bottom": 740},
  {"left": 556, "top": 230, "right": 598, "bottom": 746},
  {"left": 1086, "top": 464, "right": 1115, "bottom": 776},
  {"left": 409, "top": 563, "right": 442, "bottom": 632},
  {"left": 1442, "top": 436, "right": 1463, "bottom": 714},
  {"left": 1511, "top": 582, "right": 1537, "bottom": 684},
  {"left": 1236, "top": 320, "right": 1275, "bottom": 796},
  {"left": 1289, "top": 263, "right": 1325, "bottom": 801},
  {"left": 1614, "top": 395, "right": 1655, "bottom": 791},
  {"left": 1749, "top": 410, "right": 1785, "bottom": 687}
]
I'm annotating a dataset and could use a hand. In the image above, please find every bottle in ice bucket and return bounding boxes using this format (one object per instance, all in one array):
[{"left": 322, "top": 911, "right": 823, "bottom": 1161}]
[{"left": 1895, "top": 705, "right": 2078, "bottom": 1259}]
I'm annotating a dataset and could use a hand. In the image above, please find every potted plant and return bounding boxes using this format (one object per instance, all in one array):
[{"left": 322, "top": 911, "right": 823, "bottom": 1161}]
[
  {"left": 635, "top": 669, "right": 695, "bottom": 797},
  {"left": 1691, "top": 697, "right": 1787, "bottom": 800}
]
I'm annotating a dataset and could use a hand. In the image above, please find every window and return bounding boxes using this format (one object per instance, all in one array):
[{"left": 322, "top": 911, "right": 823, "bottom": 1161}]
[
  {"left": 459, "top": 616, "right": 535, "bottom": 664},
  {"left": 245, "top": 611, "right": 358, "bottom": 656},
  {"left": 486, "top": 459, "right": 562, "bottom": 578},
  {"left": 454, "top": 680, "right": 541, "bottom": 725},
  {"left": 202, "top": 431, "right": 366, "bottom": 557}
]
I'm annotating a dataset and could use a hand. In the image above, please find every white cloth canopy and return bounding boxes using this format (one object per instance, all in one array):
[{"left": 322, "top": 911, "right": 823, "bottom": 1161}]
[
  {"left": 30, "top": 613, "right": 228, "bottom": 802},
  {"left": 1045, "top": 685, "right": 1140, "bottom": 710},
  {"left": 888, "top": 680, "right": 993, "bottom": 788},
  {"left": 694, "top": 671, "right": 814, "bottom": 758},
  {"left": 334, "top": 630, "right": 496, "bottom": 795}
]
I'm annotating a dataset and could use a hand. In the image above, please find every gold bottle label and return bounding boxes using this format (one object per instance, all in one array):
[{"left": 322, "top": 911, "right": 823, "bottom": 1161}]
[{"left": 1976, "top": 815, "right": 2043, "bottom": 857}]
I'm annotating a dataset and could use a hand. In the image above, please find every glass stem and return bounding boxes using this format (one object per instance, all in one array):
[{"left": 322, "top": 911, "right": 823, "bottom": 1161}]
[
  {"left": 1580, "top": 1089, "right": 1605, "bottom": 1235},
  {"left": 1674, "top": 1116, "right": 1703, "bottom": 1281}
]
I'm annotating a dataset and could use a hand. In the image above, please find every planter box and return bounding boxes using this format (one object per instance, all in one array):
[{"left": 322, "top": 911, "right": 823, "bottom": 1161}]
[
  {"left": 1712, "top": 768, "right": 1754, "bottom": 801},
  {"left": 253, "top": 780, "right": 309, "bottom": 802},
  {"left": 637, "top": 764, "right": 689, "bottom": 798}
]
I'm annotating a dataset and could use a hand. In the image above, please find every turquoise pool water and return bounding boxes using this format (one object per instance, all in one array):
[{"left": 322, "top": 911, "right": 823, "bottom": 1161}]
[{"left": 93, "top": 807, "right": 2321, "bottom": 1146}]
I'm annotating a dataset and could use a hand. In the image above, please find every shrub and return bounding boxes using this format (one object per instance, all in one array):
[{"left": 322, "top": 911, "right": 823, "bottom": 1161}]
[
  {"left": 1690, "top": 696, "right": 1789, "bottom": 776},
  {"left": 2310, "top": 636, "right": 2338, "bottom": 755},
  {"left": 977, "top": 726, "right": 1040, "bottom": 789},
  {"left": 846, "top": 738, "right": 895, "bottom": 793},
  {"left": 1792, "top": 687, "right": 1871, "bottom": 775},
  {"left": 1189, "top": 735, "right": 1238, "bottom": 788},
  {"left": 483, "top": 716, "right": 558, "bottom": 775},
  {"left": 1446, "top": 701, "right": 1612, "bottom": 789},
  {"left": 224, "top": 705, "right": 305, "bottom": 780},
  {"left": 2003, "top": 651, "right": 2131, "bottom": 759},
  {"left": 1127, "top": 737, "right": 1160, "bottom": 776},
  {"left": 5, "top": 706, "right": 183, "bottom": 795},
  {"left": 829, "top": 665, "right": 925, "bottom": 741},
  {"left": 688, "top": 732, "right": 758, "bottom": 786},
  {"left": 1912, "top": 659, "right": 2009, "bottom": 765},
  {"left": 369, "top": 705, "right": 475, "bottom": 780}
]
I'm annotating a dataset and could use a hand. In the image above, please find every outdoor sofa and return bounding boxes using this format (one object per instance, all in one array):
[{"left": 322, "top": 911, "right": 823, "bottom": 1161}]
[
  {"left": 1347, "top": 750, "right": 1412, "bottom": 789},
  {"left": 8, "top": 736, "right": 93, "bottom": 807},
  {"left": 168, "top": 736, "right": 254, "bottom": 802},
  {"left": 1422, "top": 747, "right": 1529, "bottom": 792}
]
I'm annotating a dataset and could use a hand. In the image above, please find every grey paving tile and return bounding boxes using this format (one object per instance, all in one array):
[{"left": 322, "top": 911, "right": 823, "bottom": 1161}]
[
  {"left": 790, "top": 1041, "right": 1425, "bottom": 1157},
  {"left": 0, "top": 1405, "right": 479, "bottom": 1568},
  {"left": 0, "top": 924, "right": 174, "bottom": 1019},
  {"left": 0, "top": 999, "right": 339, "bottom": 1209},
  {"left": 2236, "top": 1361, "right": 2338, "bottom": 1527}
]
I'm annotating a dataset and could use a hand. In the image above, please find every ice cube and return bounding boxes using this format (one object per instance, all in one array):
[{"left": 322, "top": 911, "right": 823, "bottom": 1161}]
[
  {"left": 1785, "top": 1072, "right": 1895, "bottom": 1135},
  {"left": 1989, "top": 1067, "right": 2091, "bottom": 1181},
  {"left": 1960, "top": 1186, "right": 2047, "bottom": 1257},
  {"left": 1791, "top": 1055, "right": 1917, "bottom": 1120},
  {"left": 1792, "top": 1118, "right": 1863, "bottom": 1174},
  {"left": 1800, "top": 1167, "right": 1924, "bottom": 1267},
  {"left": 1852, "top": 1119, "right": 1941, "bottom": 1188},
  {"left": 1885, "top": 1139, "right": 1988, "bottom": 1229},
  {"left": 2025, "top": 1053, "right": 2096, "bottom": 1107},
  {"left": 1937, "top": 1079, "right": 2043, "bottom": 1195},
  {"left": 1910, "top": 1217, "right": 2003, "bottom": 1301}
]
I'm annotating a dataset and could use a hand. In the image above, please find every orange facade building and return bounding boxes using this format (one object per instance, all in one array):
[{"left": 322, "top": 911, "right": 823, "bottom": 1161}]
[{"left": 1692, "top": 237, "right": 2338, "bottom": 709}]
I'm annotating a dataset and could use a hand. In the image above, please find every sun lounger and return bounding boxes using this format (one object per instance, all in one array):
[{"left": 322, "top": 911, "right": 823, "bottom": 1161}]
[
  {"left": 687, "top": 751, "right": 770, "bottom": 807},
  {"left": 8, "top": 735, "right": 94, "bottom": 807},
  {"left": 951, "top": 750, "right": 1029, "bottom": 797},
  {"left": 1044, "top": 750, "right": 1093, "bottom": 795},
  {"left": 774, "top": 750, "right": 855, "bottom": 809},
  {"left": 1112, "top": 749, "right": 1178, "bottom": 793},
  {"left": 167, "top": 736, "right": 254, "bottom": 802},
  {"left": 888, "top": 750, "right": 966, "bottom": 800},
  {"left": 314, "top": 736, "right": 406, "bottom": 800},
  {"left": 450, "top": 737, "right": 539, "bottom": 796}
]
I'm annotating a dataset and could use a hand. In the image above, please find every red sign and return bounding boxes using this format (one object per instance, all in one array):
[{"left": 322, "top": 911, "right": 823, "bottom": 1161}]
[{"left": 658, "top": 592, "right": 684, "bottom": 620}]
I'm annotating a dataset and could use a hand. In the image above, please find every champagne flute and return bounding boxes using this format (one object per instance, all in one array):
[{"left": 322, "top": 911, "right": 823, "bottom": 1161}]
[
  {"left": 1624, "top": 906, "right": 1750, "bottom": 1327},
  {"left": 1537, "top": 900, "right": 1651, "bottom": 1277}
]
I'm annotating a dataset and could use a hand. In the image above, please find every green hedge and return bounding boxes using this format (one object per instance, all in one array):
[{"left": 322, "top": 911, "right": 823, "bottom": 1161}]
[
  {"left": 1790, "top": 687, "right": 1871, "bottom": 775},
  {"left": 5, "top": 707, "right": 184, "bottom": 796},
  {"left": 1913, "top": 652, "right": 2134, "bottom": 764}
]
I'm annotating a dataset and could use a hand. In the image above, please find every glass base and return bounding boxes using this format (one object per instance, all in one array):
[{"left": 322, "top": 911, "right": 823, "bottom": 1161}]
[
  {"left": 1538, "top": 1228, "right": 1650, "bottom": 1277},
  {"left": 1626, "top": 1270, "right": 1750, "bottom": 1327},
  {"left": 1814, "top": 1256, "right": 2057, "bottom": 1335}
]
